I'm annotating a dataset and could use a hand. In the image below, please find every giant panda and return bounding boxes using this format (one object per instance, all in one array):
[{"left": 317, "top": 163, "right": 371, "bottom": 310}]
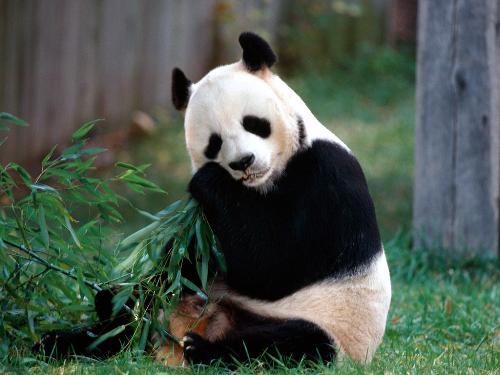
[{"left": 35, "top": 32, "right": 391, "bottom": 367}]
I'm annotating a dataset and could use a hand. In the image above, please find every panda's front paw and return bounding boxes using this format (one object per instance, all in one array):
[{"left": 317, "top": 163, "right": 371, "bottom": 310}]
[
  {"left": 188, "top": 162, "right": 232, "bottom": 203},
  {"left": 182, "top": 331, "right": 221, "bottom": 365}
]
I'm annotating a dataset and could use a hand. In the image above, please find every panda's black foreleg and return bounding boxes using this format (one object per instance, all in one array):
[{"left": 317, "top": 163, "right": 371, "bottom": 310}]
[
  {"left": 33, "top": 322, "right": 134, "bottom": 360},
  {"left": 34, "top": 288, "right": 134, "bottom": 359},
  {"left": 183, "top": 319, "right": 335, "bottom": 366}
]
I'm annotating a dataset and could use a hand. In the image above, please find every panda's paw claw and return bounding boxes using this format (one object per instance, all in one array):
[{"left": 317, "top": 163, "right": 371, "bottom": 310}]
[{"left": 182, "top": 331, "right": 220, "bottom": 365}]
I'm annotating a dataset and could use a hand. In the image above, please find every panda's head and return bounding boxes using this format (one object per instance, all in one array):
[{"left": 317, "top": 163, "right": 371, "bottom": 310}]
[{"left": 171, "top": 32, "right": 302, "bottom": 192}]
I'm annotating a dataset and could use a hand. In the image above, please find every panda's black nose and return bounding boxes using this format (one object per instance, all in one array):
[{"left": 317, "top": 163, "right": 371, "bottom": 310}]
[{"left": 229, "top": 154, "right": 255, "bottom": 171}]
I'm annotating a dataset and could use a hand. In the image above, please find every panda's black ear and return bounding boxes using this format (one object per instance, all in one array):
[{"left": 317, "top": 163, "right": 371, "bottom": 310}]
[
  {"left": 171, "top": 67, "right": 192, "bottom": 110},
  {"left": 239, "top": 32, "right": 277, "bottom": 72}
]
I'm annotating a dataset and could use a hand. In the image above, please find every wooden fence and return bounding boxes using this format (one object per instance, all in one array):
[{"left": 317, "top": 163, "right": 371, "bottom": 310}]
[
  {"left": 1, "top": 0, "right": 406, "bottom": 166},
  {"left": 0, "top": 0, "right": 403, "bottom": 165},
  {"left": 0, "top": 0, "right": 218, "bottom": 163}
]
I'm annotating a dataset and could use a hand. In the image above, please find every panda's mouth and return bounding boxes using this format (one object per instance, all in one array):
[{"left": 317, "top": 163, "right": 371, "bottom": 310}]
[{"left": 240, "top": 169, "right": 270, "bottom": 183}]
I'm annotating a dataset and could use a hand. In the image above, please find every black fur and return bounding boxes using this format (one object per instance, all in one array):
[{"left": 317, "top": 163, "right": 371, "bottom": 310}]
[
  {"left": 297, "top": 116, "right": 306, "bottom": 147},
  {"left": 172, "top": 67, "right": 191, "bottom": 110},
  {"left": 242, "top": 115, "right": 272, "bottom": 138},
  {"left": 204, "top": 133, "right": 223, "bottom": 159},
  {"left": 189, "top": 140, "right": 381, "bottom": 301},
  {"left": 184, "top": 319, "right": 334, "bottom": 365},
  {"left": 182, "top": 300, "right": 335, "bottom": 365},
  {"left": 33, "top": 327, "right": 130, "bottom": 360},
  {"left": 239, "top": 32, "right": 277, "bottom": 71},
  {"left": 34, "top": 289, "right": 134, "bottom": 359}
]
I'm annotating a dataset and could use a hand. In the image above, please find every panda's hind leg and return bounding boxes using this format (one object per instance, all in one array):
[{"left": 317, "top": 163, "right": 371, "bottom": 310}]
[{"left": 183, "top": 318, "right": 335, "bottom": 366}]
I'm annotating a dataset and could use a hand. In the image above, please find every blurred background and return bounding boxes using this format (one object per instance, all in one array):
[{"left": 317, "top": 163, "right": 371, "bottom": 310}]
[{"left": 0, "top": 0, "right": 418, "bottom": 240}]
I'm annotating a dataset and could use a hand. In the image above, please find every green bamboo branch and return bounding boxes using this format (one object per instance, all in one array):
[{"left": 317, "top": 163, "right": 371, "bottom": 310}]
[
  {"left": 3, "top": 238, "right": 102, "bottom": 292},
  {"left": 3, "top": 238, "right": 180, "bottom": 345}
]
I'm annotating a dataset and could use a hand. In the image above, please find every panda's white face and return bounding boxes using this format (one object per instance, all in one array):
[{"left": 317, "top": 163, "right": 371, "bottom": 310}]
[{"left": 184, "top": 64, "right": 296, "bottom": 191}]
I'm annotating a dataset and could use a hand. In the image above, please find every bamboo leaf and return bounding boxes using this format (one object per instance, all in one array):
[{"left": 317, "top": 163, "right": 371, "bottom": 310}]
[
  {"left": 64, "top": 215, "right": 82, "bottom": 249},
  {"left": 164, "top": 271, "right": 182, "bottom": 295},
  {"left": 0, "top": 112, "right": 28, "bottom": 127},
  {"left": 38, "top": 205, "right": 50, "bottom": 249},
  {"left": 121, "top": 174, "right": 166, "bottom": 194},
  {"left": 8, "top": 163, "right": 32, "bottom": 185},
  {"left": 87, "top": 325, "right": 126, "bottom": 351},
  {"left": 62, "top": 304, "right": 95, "bottom": 313},
  {"left": 135, "top": 208, "right": 160, "bottom": 222},
  {"left": 156, "top": 200, "right": 183, "bottom": 218},
  {"left": 112, "top": 287, "right": 133, "bottom": 317},
  {"left": 30, "top": 183, "right": 59, "bottom": 195},
  {"left": 119, "top": 221, "right": 161, "bottom": 249},
  {"left": 211, "top": 240, "right": 227, "bottom": 273},
  {"left": 26, "top": 308, "right": 36, "bottom": 339},
  {"left": 61, "top": 142, "right": 83, "bottom": 158},
  {"left": 200, "top": 253, "right": 209, "bottom": 289},
  {"left": 138, "top": 318, "right": 151, "bottom": 353},
  {"left": 77, "top": 269, "right": 94, "bottom": 302},
  {"left": 72, "top": 119, "right": 103, "bottom": 141},
  {"left": 41, "top": 145, "right": 58, "bottom": 166},
  {"left": 115, "top": 162, "right": 141, "bottom": 172},
  {"left": 195, "top": 219, "right": 205, "bottom": 253},
  {"left": 80, "top": 147, "right": 106, "bottom": 156},
  {"left": 180, "top": 277, "right": 208, "bottom": 301}
]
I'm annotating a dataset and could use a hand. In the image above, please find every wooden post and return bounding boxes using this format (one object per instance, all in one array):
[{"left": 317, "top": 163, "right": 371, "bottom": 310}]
[{"left": 414, "top": 0, "right": 500, "bottom": 257}]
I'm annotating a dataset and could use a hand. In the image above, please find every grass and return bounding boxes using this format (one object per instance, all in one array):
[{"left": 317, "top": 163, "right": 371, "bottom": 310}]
[{"left": 2, "top": 235, "right": 498, "bottom": 374}]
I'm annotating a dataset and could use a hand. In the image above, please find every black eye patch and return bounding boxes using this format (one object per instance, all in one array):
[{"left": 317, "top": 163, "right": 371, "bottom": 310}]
[
  {"left": 242, "top": 115, "right": 271, "bottom": 138},
  {"left": 204, "top": 133, "right": 223, "bottom": 159}
]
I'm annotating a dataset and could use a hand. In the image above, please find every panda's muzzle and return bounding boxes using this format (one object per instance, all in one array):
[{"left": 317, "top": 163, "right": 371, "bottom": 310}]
[{"left": 229, "top": 154, "right": 255, "bottom": 171}]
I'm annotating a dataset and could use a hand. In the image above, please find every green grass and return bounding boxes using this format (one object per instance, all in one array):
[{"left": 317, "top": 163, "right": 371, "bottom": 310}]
[{"left": 2, "top": 235, "right": 498, "bottom": 374}]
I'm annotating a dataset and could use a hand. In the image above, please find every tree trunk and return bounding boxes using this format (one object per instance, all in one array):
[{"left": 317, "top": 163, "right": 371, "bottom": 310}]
[{"left": 414, "top": 0, "right": 500, "bottom": 257}]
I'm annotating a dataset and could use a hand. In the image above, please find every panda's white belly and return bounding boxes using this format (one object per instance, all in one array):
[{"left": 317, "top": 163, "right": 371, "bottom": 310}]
[{"left": 210, "top": 250, "right": 391, "bottom": 364}]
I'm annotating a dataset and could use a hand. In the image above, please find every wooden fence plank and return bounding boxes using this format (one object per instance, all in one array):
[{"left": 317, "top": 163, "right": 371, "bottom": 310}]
[
  {"left": 136, "top": 0, "right": 176, "bottom": 111},
  {"left": 96, "top": 0, "right": 141, "bottom": 130},
  {"left": 1, "top": 0, "right": 26, "bottom": 160},
  {"left": 32, "top": 0, "right": 81, "bottom": 152},
  {"left": 74, "top": 0, "right": 99, "bottom": 128}
]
